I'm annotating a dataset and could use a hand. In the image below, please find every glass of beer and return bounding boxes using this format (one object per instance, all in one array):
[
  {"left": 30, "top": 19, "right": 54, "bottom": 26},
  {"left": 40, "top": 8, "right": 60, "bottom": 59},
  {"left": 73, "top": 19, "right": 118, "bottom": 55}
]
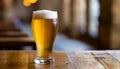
[{"left": 31, "top": 10, "right": 58, "bottom": 64}]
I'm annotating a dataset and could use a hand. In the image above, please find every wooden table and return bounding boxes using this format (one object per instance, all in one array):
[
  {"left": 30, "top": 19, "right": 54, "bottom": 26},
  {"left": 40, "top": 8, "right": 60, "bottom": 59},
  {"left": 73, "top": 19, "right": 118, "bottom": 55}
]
[
  {"left": 0, "top": 37, "right": 35, "bottom": 50},
  {"left": 0, "top": 50, "right": 120, "bottom": 69}
]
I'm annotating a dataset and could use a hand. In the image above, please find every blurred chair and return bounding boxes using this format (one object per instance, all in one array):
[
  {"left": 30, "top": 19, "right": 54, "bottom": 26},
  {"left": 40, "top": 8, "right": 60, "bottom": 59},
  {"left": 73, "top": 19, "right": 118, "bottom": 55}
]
[{"left": 0, "top": 21, "right": 35, "bottom": 50}]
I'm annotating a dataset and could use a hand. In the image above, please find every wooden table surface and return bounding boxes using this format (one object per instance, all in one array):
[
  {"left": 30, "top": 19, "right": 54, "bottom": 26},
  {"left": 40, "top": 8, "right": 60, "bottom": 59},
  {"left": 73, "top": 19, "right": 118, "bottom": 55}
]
[
  {"left": 0, "top": 37, "right": 34, "bottom": 42},
  {"left": 0, "top": 50, "right": 120, "bottom": 69},
  {"left": 0, "top": 37, "right": 35, "bottom": 47}
]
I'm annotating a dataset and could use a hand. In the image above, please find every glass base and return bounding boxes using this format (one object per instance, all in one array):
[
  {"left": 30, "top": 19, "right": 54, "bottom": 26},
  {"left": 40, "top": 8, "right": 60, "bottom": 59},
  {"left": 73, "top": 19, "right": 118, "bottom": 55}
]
[{"left": 34, "top": 57, "right": 54, "bottom": 64}]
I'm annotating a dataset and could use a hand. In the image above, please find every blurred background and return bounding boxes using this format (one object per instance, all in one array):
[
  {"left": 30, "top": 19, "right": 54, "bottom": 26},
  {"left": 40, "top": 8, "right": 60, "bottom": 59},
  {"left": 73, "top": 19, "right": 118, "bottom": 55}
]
[{"left": 0, "top": 0, "right": 120, "bottom": 51}]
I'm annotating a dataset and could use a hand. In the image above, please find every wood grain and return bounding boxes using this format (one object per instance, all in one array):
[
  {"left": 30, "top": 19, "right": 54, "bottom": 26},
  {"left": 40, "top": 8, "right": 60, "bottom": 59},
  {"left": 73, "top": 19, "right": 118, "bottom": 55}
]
[
  {"left": 0, "top": 51, "right": 28, "bottom": 65},
  {"left": 107, "top": 50, "right": 120, "bottom": 62},
  {"left": 92, "top": 51, "right": 120, "bottom": 69},
  {"left": 0, "top": 51, "right": 120, "bottom": 69},
  {"left": 0, "top": 51, "right": 75, "bottom": 69},
  {"left": 68, "top": 51, "right": 105, "bottom": 69}
]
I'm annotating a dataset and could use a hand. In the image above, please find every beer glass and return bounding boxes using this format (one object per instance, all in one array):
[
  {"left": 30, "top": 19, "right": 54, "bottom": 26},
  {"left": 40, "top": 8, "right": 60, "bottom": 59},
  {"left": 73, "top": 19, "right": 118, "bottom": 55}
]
[{"left": 31, "top": 10, "right": 58, "bottom": 64}]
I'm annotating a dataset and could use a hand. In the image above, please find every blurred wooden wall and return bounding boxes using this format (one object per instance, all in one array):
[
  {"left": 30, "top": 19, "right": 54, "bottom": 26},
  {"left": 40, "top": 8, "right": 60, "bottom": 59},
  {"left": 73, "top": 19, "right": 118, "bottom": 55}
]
[
  {"left": 0, "top": 0, "right": 5, "bottom": 20},
  {"left": 98, "top": 0, "right": 120, "bottom": 49},
  {"left": 61, "top": 0, "right": 120, "bottom": 49},
  {"left": 111, "top": 0, "right": 120, "bottom": 49},
  {"left": 98, "top": 0, "right": 112, "bottom": 49}
]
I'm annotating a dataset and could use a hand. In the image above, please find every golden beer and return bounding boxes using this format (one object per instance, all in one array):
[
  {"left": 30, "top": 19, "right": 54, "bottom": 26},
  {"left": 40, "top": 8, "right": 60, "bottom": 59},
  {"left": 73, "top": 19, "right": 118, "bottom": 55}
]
[{"left": 31, "top": 10, "right": 58, "bottom": 64}]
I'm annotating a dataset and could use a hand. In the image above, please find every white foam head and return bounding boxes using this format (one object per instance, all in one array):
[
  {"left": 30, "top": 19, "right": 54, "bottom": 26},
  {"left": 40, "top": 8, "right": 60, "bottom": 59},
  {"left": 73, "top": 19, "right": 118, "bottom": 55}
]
[{"left": 33, "top": 10, "right": 58, "bottom": 19}]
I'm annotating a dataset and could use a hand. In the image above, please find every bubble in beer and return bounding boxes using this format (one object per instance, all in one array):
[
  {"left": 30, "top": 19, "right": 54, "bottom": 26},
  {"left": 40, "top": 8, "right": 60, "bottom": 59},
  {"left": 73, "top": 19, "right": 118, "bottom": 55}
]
[
  {"left": 23, "top": 0, "right": 31, "bottom": 7},
  {"left": 33, "top": 10, "right": 58, "bottom": 19},
  {"left": 29, "top": 0, "right": 37, "bottom": 3}
]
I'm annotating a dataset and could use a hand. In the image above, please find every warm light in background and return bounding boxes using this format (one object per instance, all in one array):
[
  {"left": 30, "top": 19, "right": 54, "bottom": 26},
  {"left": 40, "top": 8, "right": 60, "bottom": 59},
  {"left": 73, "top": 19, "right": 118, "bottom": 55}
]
[
  {"left": 23, "top": 0, "right": 38, "bottom": 7},
  {"left": 29, "top": 0, "right": 37, "bottom": 3},
  {"left": 23, "top": 0, "right": 31, "bottom": 7}
]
